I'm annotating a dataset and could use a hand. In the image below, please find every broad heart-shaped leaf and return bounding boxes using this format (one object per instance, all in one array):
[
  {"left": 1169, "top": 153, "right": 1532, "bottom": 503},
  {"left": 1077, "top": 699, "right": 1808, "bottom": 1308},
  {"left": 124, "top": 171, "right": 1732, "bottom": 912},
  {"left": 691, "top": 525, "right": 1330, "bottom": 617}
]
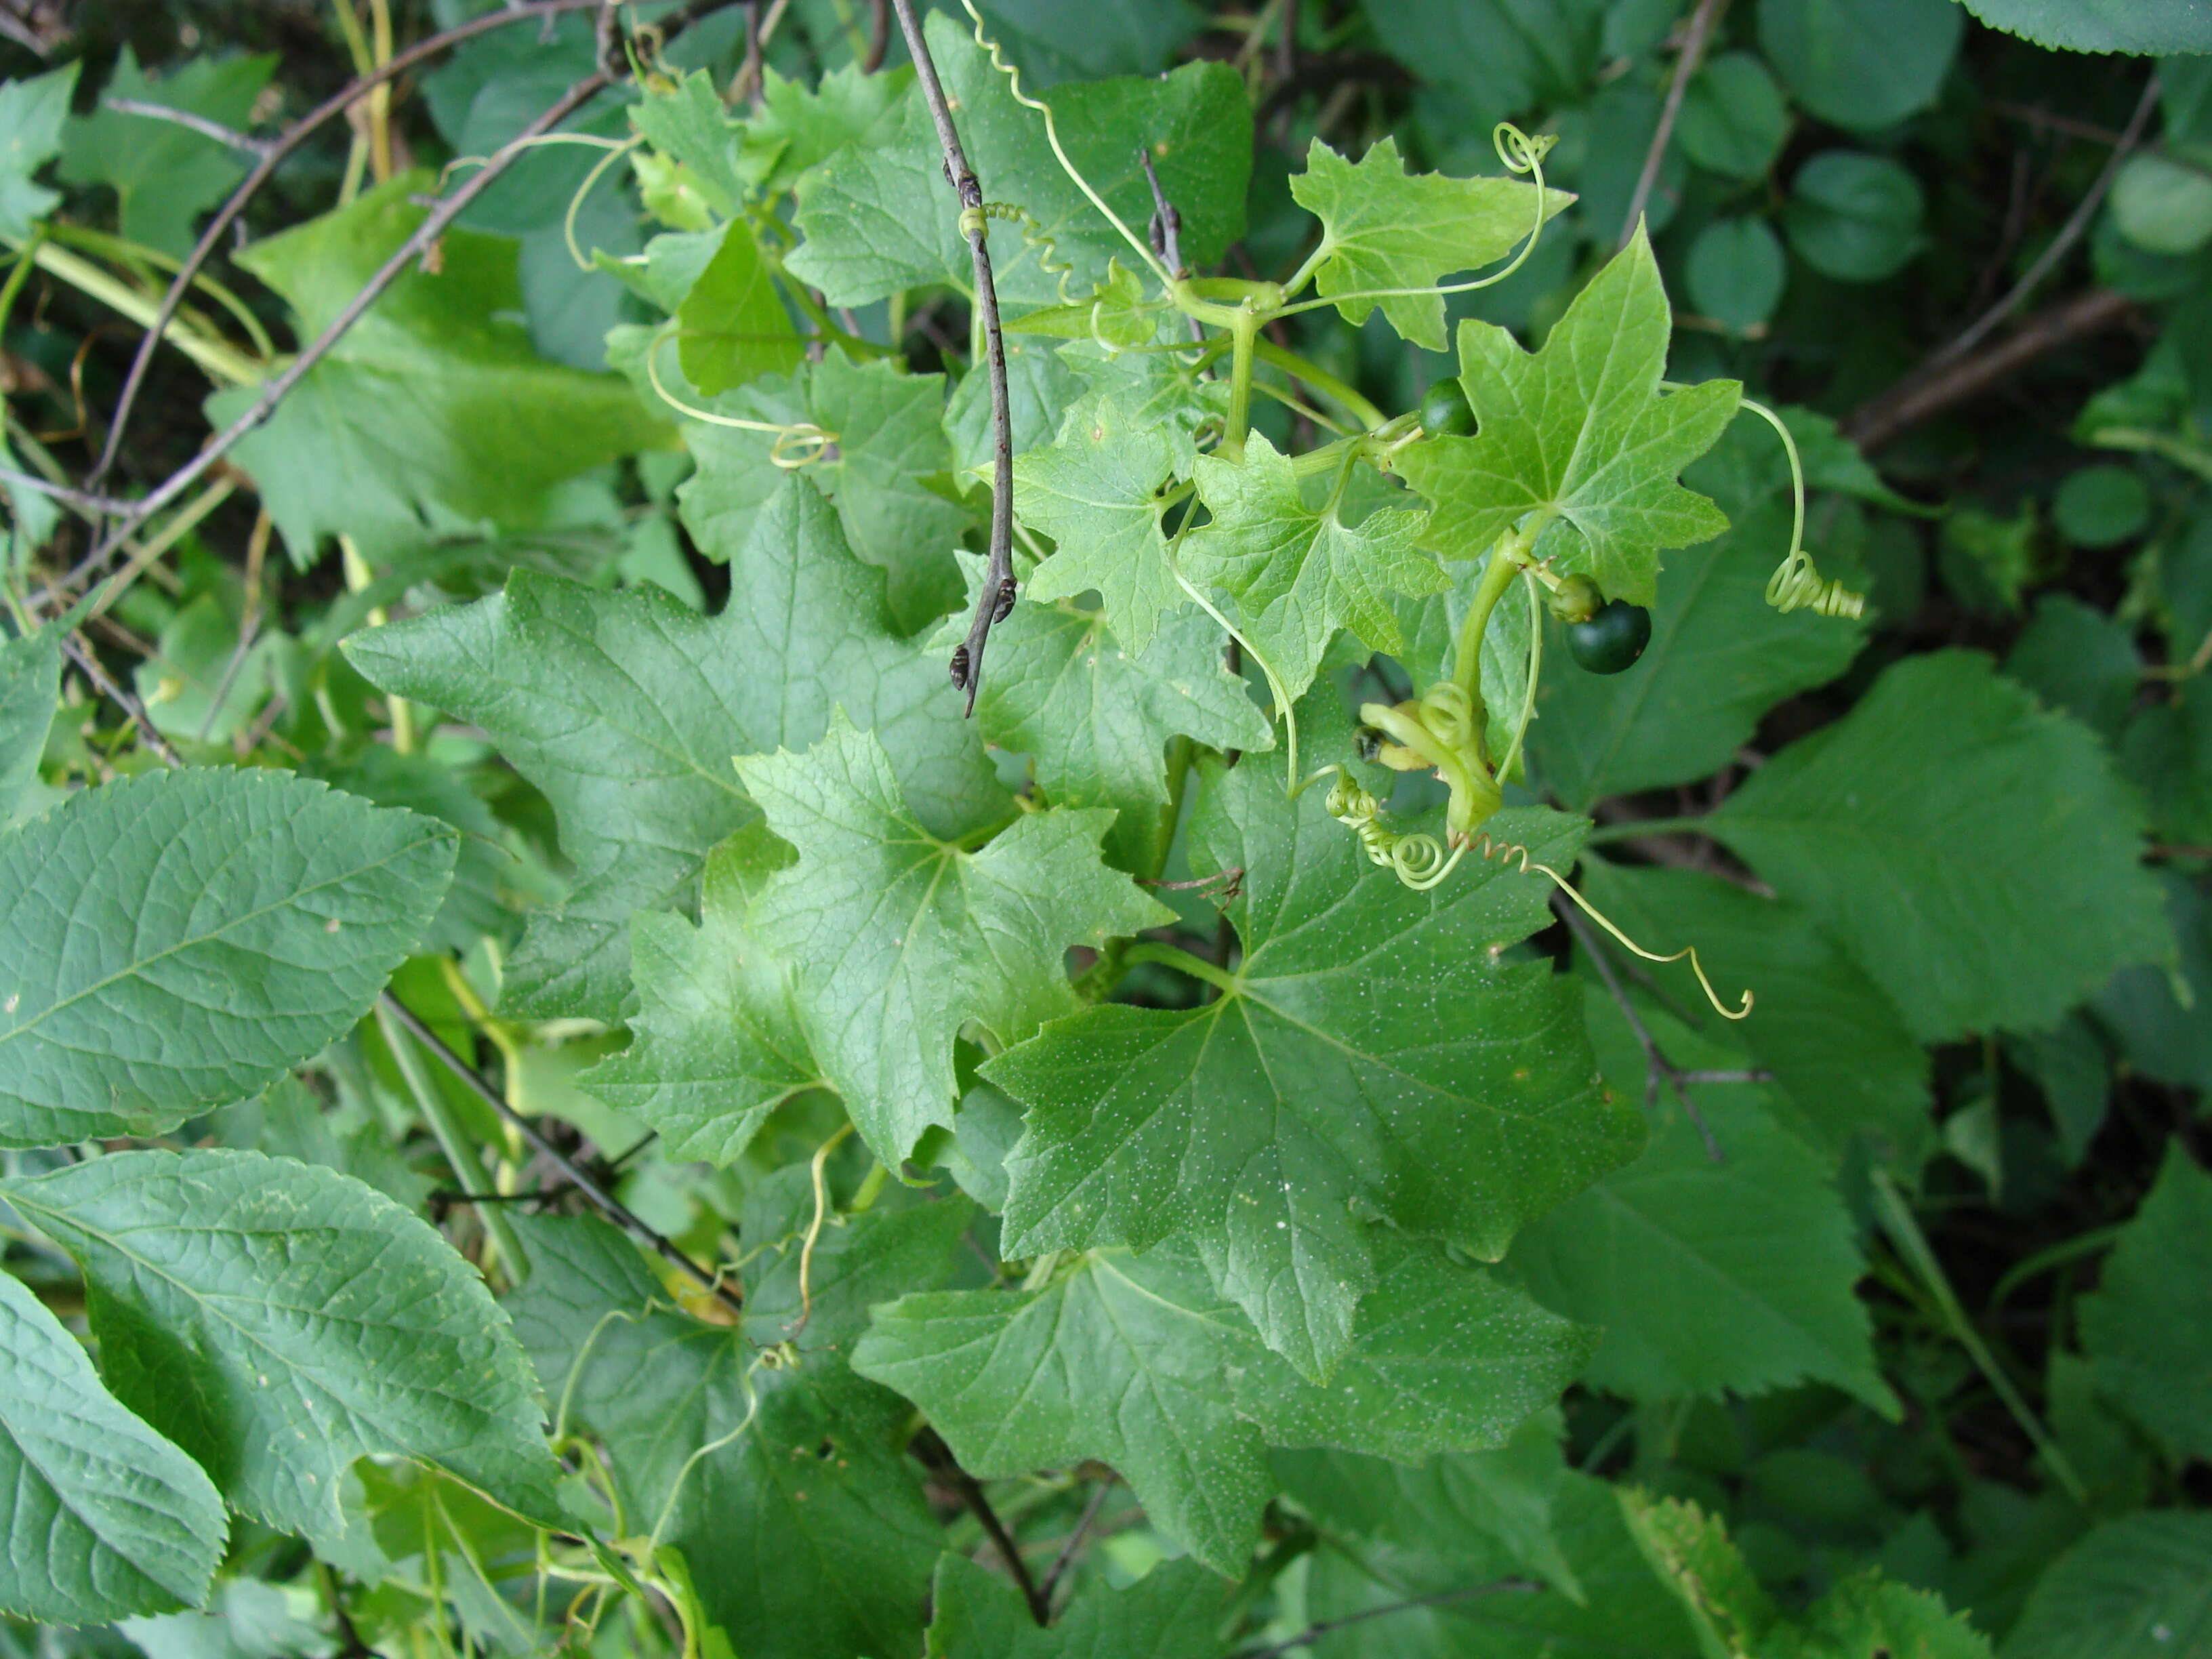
[
  {"left": 1015, "top": 389, "right": 1188, "bottom": 655},
  {"left": 1181, "top": 432, "right": 1448, "bottom": 701},
  {"left": 1956, "top": 0, "right": 2212, "bottom": 53},
  {"left": 3, "top": 1151, "right": 560, "bottom": 1547},
  {"left": 736, "top": 713, "right": 1171, "bottom": 1164},
  {"left": 345, "top": 476, "right": 1004, "bottom": 1019},
  {"left": 0, "top": 1271, "right": 226, "bottom": 1626},
  {"left": 989, "top": 754, "right": 1637, "bottom": 1382},
  {"left": 60, "top": 48, "right": 274, "bottom": 256},
  {"left": 940, "top": 556, "right": 1271, "bottom": 869},
  {"left": 0, "top": 63, "right": 77, "bottom": 241},
  {"left": 1509, "top": 986, "right": 1893, "bottom": 1412},
  {"left": 785, "top": 14, "right": 1248, "bottom": 308},
  {"left": 1395, "top": 232, "right": 1739, "bottom": 609},
  {"left": 2002, "top": 1512, "right": 2212, "bottom": 1659},
  {"left": 853, "top": 1237, "right": 1592, "bottom": 1576},
  {"left": 504, "top": 1214, "right": 940, "bottom": 1659},
  {"left": 211, "top": 172, "right": 671, "bottom": 566},
  {"left": 575, "top": 827, "right": 821, "bottom": 1166},
  {"left": 2076, "top": 1143, "right": 2212, "bottom": 1467},
  {"left": 672, "top": 346, "right": 973, "bottom": 634},
  {"left": 1286, "top": 136, "right": 1568, "bottom": 351},
  {"left": 926, "top": 1554, "right": 1230, "bottom": 1658},
  {"left": 0, "top": 620, "right": 60, "bottom": 821},
  {"left": 0, "top": 768, "right": 455, "bottom": 1149},
  {"left": 1529, "top": 498, "right": 1866, "bottom": 809},
  {"left": 1703, "top": 651, "right": 2172, "bottom": 1044},
  {"left": 1576, "top": 861, "right": 1934, "bottom": 1170}
]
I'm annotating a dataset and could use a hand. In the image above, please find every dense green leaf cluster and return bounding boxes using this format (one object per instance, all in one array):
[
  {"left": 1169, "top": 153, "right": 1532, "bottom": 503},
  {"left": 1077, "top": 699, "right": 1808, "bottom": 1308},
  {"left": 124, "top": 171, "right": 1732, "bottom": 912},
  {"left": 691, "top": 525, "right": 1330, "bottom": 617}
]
[{"left": 1, "top": 1, "right": 2209, "bottom": 1655}]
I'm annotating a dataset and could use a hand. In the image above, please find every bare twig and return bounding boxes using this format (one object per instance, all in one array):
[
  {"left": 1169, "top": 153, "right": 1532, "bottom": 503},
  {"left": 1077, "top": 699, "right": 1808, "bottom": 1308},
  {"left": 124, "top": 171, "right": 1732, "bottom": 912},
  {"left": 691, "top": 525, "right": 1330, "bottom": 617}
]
[
  {"left": 1618, "top": 0, "right": 1729, "bottom": 250},
  {"left": 1231, "top": 1580, "right": 1540, "bottom": 1659},
  {"left": 0, "top": 465, "right": 134, "bottom": 516},
  {"left": 1928, "top": 73, "right": 2160, "bottom": 369},
  {"left": 62, "top": 633, "right": 180, "bottom": 766},
  {"left": 912, "top": 1429, "right": 1050, "bottom": 1624},
  {"left": 887, "top": 0, "right": 1015, "bottom": 713},
  {"left": 1553, "top": 893, "right": 1726, "bottom": 1162},
  {"left": 102, "top": 96, "right": 275, "bottom": 159},
  {"left": 68, "top": 69, "right": 617, "bottom": 590},
  {"left": 1038, "top": 1479, "right": 1114, "bottom": 1607},
  {"left": 864, "top": 0, "right": 890, "bottom": 72},
  {"left": 377, "top": 993, "right": 747, "bottom": 1317},
  {"left": 84, "top": 0, "right": 619, "bottom": 497},
  {"left": 1844, "top": 286, "right": 2137, "bottom": 451}
]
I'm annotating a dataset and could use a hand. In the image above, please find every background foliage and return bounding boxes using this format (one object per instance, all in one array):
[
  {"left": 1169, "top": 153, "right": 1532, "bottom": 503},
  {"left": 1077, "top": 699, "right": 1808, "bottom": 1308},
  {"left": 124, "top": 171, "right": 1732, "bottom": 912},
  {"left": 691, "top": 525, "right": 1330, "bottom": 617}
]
[{"left": 1, "top": 0, "right": 2210, "bottom": 1655}]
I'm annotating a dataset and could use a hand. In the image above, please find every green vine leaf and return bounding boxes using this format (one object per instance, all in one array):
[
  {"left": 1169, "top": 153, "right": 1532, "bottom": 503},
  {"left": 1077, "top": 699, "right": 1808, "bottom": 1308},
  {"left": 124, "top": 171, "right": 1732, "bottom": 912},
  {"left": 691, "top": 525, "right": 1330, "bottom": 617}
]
[
  {"left": 61, "top": 49, "right": 274, "bottom": 258},
  {"left": 988, "top": 755, "right": 1637, "bottom": 1382},
  {"left": 672, "top": 220, "right": 804, "bottom": 397},
  {"left": 0, "top": 768, "right": 455, "bottom": 1149},
  {"left": 1618, "top": 1491, "right": 1779, "bottom": 1655},
  {"left": 926, "top": 1553, "right": 1229, "bottom": 1657},
  {"left": 1781, "top": 1573, "right": 1994, "bottom": 1659},
  {"left": 576, "top": 826, "right": 821, "bottom": 1167},
  {"left": 0, "top": 62, "right": 77, "bottom": 241},
  {"left": 1287, "top": 135, "right": 1568, "bottom": 350},
  {"left": 344, "top": 477, "right": 1004, "bottom": 1019},
  {"left": 1182, "top": 432, "right": 1448, "bottom": 701},
  {"left": 3, "top": 1150, "right": 562, "bottom": 1547},
  {"left": 735, "top": 712, "right": 1172, "bottom": 1164},
  {"left": 854, "top": 1235, "right": 1591, "bottom": 1575},
  {"left": 743, "top": 64, "right": 909, "bottom": 199},
  {"left": 0, "top": 1271, "right": 227, "bottom": 1626},
  {"left": 1395, "top": 231, "right": 1739, "bottom": 607}
]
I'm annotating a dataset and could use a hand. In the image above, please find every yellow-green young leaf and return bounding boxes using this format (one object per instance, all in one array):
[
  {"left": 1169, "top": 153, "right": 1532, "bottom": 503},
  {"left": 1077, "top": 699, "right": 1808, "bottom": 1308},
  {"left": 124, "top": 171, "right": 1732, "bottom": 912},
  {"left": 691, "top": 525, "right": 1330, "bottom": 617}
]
[
  {"left": 1703, "top": 651, "right": 2172, "bottom": 1043},
  {"left": 344, "top": 477, "right": 1003, "bottom": 1019},
  {"left": 577, "top": 827, "right": 821, "bottom": 1167},
  {"left": 2003, "top": 1513, "right": 2212, "bottom": 1659},
  {"left": 0, "top": 620, "right": 60, "bottom": 821},
  {"left": 1618, "top": 1490, "right": 1778, "bottom": 1656},
  {"left": 853, "top": 1237, "right": 1591, "bottom": 1575},
  {"left": 735, "top": 713, "right": 1172, "bottom": 1164},
  {"left": 1395, "top": 232, "right": 1739, "bottom": 607},
  {"left": 926, "top": 1554, "right": 1230, "bottom": 1658},
  {"left": 0, "top": 1272, "right": 226, "bottom": 1626},
  {"left": 2, "top": 1151, "right": 561, "bottom": 1547},
  {"left": 1286, "top": 136, "right": 1568, "bottom": 350},
  {"left": 989, "top": 754, "right": 1635, "bottom": 1382},
  {"left": 1181, "top": 431, "right": 1448, "bottom": 701},
  {"left": 785, "top": 14, "right": 1248, "bottom": 308},
  {"left": 0, "top": 769, "right": 455, "bottom": 1149},
  {"left": 209, "top": 172, "right": 673, "bottom": 566},
  {"left": 1510, "top": 988, "right": 1894, "bottom": 1412},
  {"left": 1016, "top": 389, "right": 1191, "bottom": 654},
  {"left": 2076, "top": 1144, "right": 2212, "bottom": 1466},
  {"left": 505, "top": 1214, "right": 941, "bottom": 1659}
]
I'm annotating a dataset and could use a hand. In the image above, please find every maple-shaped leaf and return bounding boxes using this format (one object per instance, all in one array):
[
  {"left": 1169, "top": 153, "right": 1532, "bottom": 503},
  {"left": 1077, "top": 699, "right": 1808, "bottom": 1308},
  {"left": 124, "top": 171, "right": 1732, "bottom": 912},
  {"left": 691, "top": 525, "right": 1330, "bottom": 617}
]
[
  {"left": 1286, "top": 135, "right": 1570, "bottom": 350},
  {"left": 854, "top": 1236, "right": 1589, "bottom": 1575},
  {"left": 940, "top": 557, "right": 1271, "bottom": 868},
  {"left": 1395, "top": 231, "right": 1740, "bottom": 607},
  {"left": 985, "top": 753, "right": 1640, "bottom": 1382},
  {"left": 577, "top": 826, "right": 821, "bottom": 1166},
  {"left": 734, "top": 714, "right": 1172, "bottom": 1164},
  {"left": 346, "top": 477, "right": 1004, "bottom": 1019},
  {"left": 1182, "top": 431, "right": 1448, "bottom": 699},
  {"left": 1016, "top": 390, "right": 1191, "bottom": 654}
]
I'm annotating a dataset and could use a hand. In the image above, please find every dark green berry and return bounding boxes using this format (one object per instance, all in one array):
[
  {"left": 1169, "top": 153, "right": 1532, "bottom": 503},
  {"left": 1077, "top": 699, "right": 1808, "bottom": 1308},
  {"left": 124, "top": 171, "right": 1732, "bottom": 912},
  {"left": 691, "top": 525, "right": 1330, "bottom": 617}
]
[
  {"left": 1567, "top": 599, "right": 1652, "bottom": 674},
  {"left": 1419, "top": 378, "right": 1475, "bottom": 437}
]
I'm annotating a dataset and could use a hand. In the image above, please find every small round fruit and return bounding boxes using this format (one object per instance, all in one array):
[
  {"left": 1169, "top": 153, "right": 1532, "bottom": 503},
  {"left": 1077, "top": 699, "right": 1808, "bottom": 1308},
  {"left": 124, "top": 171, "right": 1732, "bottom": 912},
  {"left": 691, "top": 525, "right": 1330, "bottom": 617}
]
[
  {"left": 1567, "top": 600, "right": 1652, "bottom": 674},
  {"left": 1550, "top": 572, "right": 1603, "bottom": 624},
  {"left": 1419, "top": 378, "right": 1475, "bottom": 437}
]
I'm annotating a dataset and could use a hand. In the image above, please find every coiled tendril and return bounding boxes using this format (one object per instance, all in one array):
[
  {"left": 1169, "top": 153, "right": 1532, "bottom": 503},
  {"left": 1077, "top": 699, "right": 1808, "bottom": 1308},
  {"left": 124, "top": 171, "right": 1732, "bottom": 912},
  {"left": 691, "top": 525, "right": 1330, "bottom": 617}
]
[
  {"left": 1323, "top": 771, "right": 1467, "bottom": 891},
  {"left": 957, "top": 200, "right": 1079, "bottom": 302},
  {"left": 1741, "top": 394, "right": 1867, "bottom": 621}
]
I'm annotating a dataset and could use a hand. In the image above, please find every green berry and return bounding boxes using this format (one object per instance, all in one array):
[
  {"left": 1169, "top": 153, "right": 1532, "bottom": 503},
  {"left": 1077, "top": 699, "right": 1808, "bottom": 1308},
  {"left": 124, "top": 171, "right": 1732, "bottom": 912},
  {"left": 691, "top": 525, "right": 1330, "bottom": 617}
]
[
  {"left": 1550, "top": 573, "right": 1603, "bottom": 624},
  {"left": 1567, "top": 599, "right": 1652, "bottom": 674},
  {"left": 1419, "top": 378, "right": 1475, "bottom": 437}
]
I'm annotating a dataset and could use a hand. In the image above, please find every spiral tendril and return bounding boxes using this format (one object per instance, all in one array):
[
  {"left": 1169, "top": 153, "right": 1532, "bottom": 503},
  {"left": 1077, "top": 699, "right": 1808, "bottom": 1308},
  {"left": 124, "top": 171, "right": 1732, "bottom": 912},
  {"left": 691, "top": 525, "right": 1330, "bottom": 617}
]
[
  {"left": 1322, "top": 771, "right": 1467, "bottom": 891},
  {"left": 644, "top": 329, "right": 834, "bottom": 466},
  {"left": 1739, "top": 394, "right": 1867, "bottom": 621},
  {"left": 958, "top": 200, "right": 1079, "bottom": 302}
]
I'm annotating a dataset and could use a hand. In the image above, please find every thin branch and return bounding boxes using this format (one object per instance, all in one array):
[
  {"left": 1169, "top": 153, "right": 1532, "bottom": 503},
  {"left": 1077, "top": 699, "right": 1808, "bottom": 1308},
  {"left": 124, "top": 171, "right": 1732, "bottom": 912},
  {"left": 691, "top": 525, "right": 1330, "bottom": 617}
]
[
  {"left": 1928, "top": 73, "right": 2159, "bottom": 369},
  {"left": 912, "top": 1429, "right": 1050, "bottom": 1624},
  {"left": 1038, "top": 1478, "right": 1113, "bottom": 1607},
  {"left": 1553, "top": 893, "right": 1725, "bottom": 1162},
  {"left": 1231, "top": 1580, "right": 1539, "bottom": 1659},
  {"left": 1618, "top": 0, "right": 1729, "bottom": 251},
  {"left": 83, "top": 0, "right": 618, "bottom": 496},
  {"left": 102, "top": 96, "right": 275, "bottom": 158},
  {"left": 887, "top": 0, "right": 1015, "bottom": 713},
  {"left": 68, "top": 68, "right": 617, "bottom": 590},
  {"left": 0, "top": 464, "right": 134, "bottom": 516},
  {"left": 864, "top": 0, "right": 890, "bottom": 73},
  {"left": 377, "top": 994, "right": 747, "bottom": 1316},
  {"left": 62, "top": 633, "right": 180, "bottom": 766}
]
